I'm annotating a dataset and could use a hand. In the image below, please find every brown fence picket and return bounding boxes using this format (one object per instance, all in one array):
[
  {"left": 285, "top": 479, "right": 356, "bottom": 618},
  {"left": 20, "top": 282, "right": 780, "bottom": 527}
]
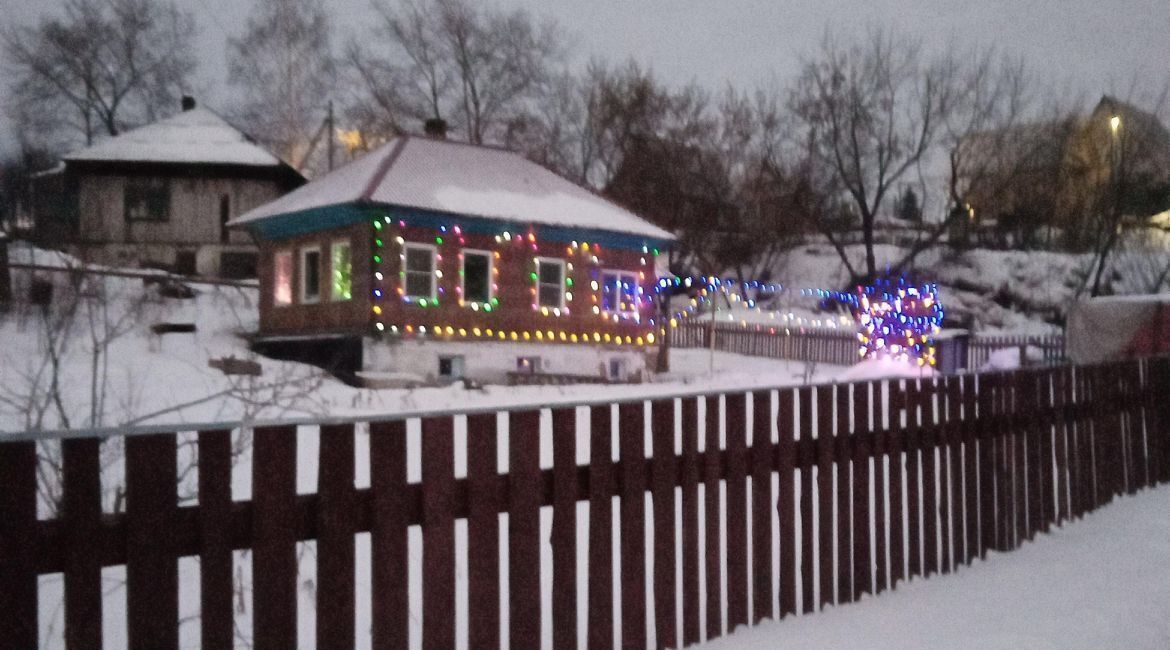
[
  {"left": 751, "top": 390, "right": 774, "bottom": 623},
  {"left": 887, "top": 382, "right": 906, "bottom": 589},
  {"left": 252, "top": 425, "right": 297, "bottom": 650},
  {"left": 421, "top": 417, "right": 455, "bottom": 650},
  {"left": 798, "top": 386, "right": 815, "bottom": 612},
  {"left": 977, "top": 376, "right": 996, "bottom": 556},
  {"left": 816, "top": 385, "right": 834, "bottom": 608},
  {"left": 872, "top": 383, "right": 889, "bottom": 594},
  {"left": 904, "top": 380, "right": 922, "bottom": 581},
  {"left": 962, "top": 376, "right": 979, "bottom": 566},
  {"left": 680, "top": 397, "right": 702, "bottom": 646},
  {"left": 198, "top": 430, "right": 234, "bottom": 649},
  {"left": 370, "top": 420, "right": 409, "bottom": 650},
  {"left": 318, "top": 424, "right": 356, "bottom": 650},
  {"left": 920, "top": 380, "right": 939, "bottom": 578},
  {"left": 724, "top": 392, "right": 749, "bottom": 629},
  {"left": 509, "top": 410, "right": 542, "bottom": 648},
  {"left": 851, "top": 383, "right": 872, "bottom": 599},
  {"left": 125, "top": 433, "right": 179, "bottom": 650},
  {"left": 467, "top": 413, "right": 500, "bottom": 650},
  {"left": 552, "top": 408, "right": 578, "bottom": 650},
  {"left": 587, "top": 405, "right": 614, "bottom": 650},
  {"left": 0, "top": 440, "right": 37, "bottom": 648},
  {"left": 650, "top": 399, "right": 677, "bottom": 649},
  {"left": 618, "top": 402, "right": 647, "bottom": 649},
  {"left": 777, "top": 389, "right": 798, "bottom": 618},
  {"left": 703, "top": 395, "right": 722, "bottom": 638},
  {"left": 945, "top": 378, "right": 962, "bottom": 573},
  {"left": 835, "top": 384, "right": 853, "bottom": 604}
]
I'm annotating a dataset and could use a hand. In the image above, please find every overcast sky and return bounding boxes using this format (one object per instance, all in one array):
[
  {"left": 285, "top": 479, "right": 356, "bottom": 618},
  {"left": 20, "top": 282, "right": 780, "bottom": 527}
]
[{"left": 4, "top": 0, "right": 1170, "bottom": 156}]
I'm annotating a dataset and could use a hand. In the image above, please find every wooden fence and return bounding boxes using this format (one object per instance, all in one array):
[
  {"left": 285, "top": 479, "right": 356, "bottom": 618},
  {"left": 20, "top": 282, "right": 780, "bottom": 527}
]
[
  {"left": 1, "top": 358, "right": 1167, "bottom": 648},
  {"left": 674, "top": 320, "right": 1067, "bottom": 369}
]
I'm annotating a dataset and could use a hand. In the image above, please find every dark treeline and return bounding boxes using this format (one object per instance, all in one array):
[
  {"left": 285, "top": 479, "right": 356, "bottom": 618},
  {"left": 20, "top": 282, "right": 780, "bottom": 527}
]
[{"left": 4, "top": 0, "right": 1169, "bottom": 289}]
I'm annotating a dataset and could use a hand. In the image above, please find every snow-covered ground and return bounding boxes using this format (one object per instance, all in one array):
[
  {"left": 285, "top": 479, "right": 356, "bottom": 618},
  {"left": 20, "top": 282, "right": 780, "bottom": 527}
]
[{"left": 704, "top": 485, "right": 1170, "bottom": 650}]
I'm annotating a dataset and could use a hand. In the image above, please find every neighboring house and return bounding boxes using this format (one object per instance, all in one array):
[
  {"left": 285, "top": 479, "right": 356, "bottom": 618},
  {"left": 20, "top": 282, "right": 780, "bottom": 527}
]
[
  {"left": 41, "top": 97, "right": 304, "bottom": 277},
  {"left": 962, "top": 96, "right": 1170, "bottom": 249},
  {"left": 230, "top": 130, "right": 675, "bottom": 384}
]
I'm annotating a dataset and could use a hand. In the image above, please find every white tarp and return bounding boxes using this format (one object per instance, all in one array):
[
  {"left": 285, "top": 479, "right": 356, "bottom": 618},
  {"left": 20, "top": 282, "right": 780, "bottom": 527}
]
[{"left": 1066, "top": 294, "right": 1170, "bottom": 363}]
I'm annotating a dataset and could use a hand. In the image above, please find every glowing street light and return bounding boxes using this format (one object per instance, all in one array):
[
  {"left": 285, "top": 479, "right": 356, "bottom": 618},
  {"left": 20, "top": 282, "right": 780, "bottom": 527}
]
[{"left": 1109, "top": 115, "right": 1121, "bottom": 133}]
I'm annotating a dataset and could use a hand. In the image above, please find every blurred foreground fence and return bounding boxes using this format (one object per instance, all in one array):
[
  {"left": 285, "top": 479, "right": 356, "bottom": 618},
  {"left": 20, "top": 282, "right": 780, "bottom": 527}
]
[
  {"left": 1, "top": 358, "right": 1166, "bottom": 648},
  {"left": 673, "top": 320, "right": 1066, "bottom": 369}
]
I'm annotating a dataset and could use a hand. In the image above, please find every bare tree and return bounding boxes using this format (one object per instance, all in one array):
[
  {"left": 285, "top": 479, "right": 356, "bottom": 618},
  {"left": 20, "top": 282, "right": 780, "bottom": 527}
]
[
  {"left": 789, "top": 29, "right": 956, "bottom": 282},
  {"left": 347, "top": 0, "right": 565, "bottom": 144},
  {"left": 2, "top": 0, "right": 197, "bottom": 148},
  {"left": 227, "top": 0, "right": 336, "bottom": 168}
]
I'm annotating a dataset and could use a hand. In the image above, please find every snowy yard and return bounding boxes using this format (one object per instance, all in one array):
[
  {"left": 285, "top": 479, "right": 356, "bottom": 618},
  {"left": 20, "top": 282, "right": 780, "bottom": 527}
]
[{"left": 706, "top": 486, "right": 1170, "bottom": 650}]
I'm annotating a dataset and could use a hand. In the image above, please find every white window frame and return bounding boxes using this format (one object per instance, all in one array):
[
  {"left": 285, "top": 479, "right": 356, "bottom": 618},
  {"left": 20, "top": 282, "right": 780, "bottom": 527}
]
[
  {"left": 402, "top": 242, "right": 437, "bottom": 300},
  {"left": 460, "top": 248, "right": 493, "bottom": 304},
  {"left": 330, "top": 239, "right": 352, "bottom": 302},
  {"left": 273, "top": 250, "right": 293, "bottom": 307},
  {"left": 600, "top": 269, "right": 640, "bottom": 315},
  {"left": 535, "top": 256, "right": 566, "bottom": 310},
  {"left": 300, "top": 246, "right": 322, "bottom": 304}
]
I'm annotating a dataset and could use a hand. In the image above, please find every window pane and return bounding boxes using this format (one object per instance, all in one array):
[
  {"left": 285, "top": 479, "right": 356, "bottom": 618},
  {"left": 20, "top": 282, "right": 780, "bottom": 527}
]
[
  {"left": 406, "top": 247, "right": 432, "bottom": 273},
  {"left": 331, "top": 242, "right": 352, "bottom": 301},
  {"left": 538, "top": 282, "right": 562, "bottom": 307},
  {"left": 405, "top": 272, "right": 432, "bottom": 298},
  {"left": 124, "top": 178, "right": 170, "bottom": 221},
  {"left": 463, "top": 253, "right": 490, "bottom": 303},
  {"left": 274, "top": 252, "right": 292, "bottom": 305},
  {"left": 538, "top": 260, "right": 562, "bottom": 285},
  {"left": 303, "top": 250, "right": 321, "bottom": 300},
  {"left": 601, "top": 271, "right": 637, "bottom": 313}
]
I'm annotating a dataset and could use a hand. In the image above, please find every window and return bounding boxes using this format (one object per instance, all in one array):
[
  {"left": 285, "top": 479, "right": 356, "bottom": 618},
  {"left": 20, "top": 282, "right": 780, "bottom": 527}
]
[
  {"left": 403, "top": 243, "right": 436, "bottom": 299},
  {"left": 461, "top": 250, "right": 492, "bottom": 304},
  {"left": 219, "top": 194, "right": 231, "bottom": 243},
  {"left": 273, "top": 251, "right": 293, "bottom": 306},
  {"left": 331, "top": 241, "right": 352, "bottom": 301},
  {"left": 601, "top": 270, "right": 639, "bottom": 315},
  {"left": 124, "top": 177, "right": 170, "bottom": 222},
  {"left": 536, "top": 257, "right": 564, "bottom": 309},
  {"left": 301, "top": 247, "right": 321, "bottom": 304}
]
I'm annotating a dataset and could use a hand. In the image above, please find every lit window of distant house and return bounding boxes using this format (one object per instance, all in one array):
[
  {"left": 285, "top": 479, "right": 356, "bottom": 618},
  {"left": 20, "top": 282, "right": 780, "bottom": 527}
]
[
  {"left": 274, "top": 251, "right": 293, "bottom": 306},
  {"left": 461, "top": 250, "right": 492, "bottom": 303},
  {"left": 536, "top": 257, "right": 565, "bottom": 309},
  {"left": 601, "top": 270, "right": 639, "bottom": 315},
  {"left": 124, "top": 177, "right": 170, "bottom": 221},
  {"left": 331, "top": 241, "right": 352, "bottom": 301},
  {"left": 301, "top": 247, "right": 321, "bottom": 304},
  {"left": 403, "top": 243, "right": 436, "bottom": 299}
]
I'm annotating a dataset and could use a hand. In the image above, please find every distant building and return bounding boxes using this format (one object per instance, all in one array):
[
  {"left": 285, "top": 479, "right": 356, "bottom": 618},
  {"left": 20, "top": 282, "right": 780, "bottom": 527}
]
[
  {"left": 231, "top": 129, "right": 675, "bottom": 384},
  {"left": 37, "top": 97, "right": 303, "bottom": 277},
  {"left": 962, "top": 96, "right": 1170, "bottom": 249}
]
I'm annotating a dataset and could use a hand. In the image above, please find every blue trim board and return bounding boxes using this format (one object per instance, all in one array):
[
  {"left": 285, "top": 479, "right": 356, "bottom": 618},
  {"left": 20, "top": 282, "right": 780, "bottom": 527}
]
[{"left": 245, "top": 201, "right": 674, "bottom": 252}]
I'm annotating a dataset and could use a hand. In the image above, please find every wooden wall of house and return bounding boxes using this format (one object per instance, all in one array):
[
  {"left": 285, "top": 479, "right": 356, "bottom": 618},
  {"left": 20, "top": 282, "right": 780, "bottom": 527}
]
[
  {"left": 76, "top": 174, "right": 282, "bottom": 246},
  {"left": 258, "top": 222, "right": 373, "bottom": 336},
  {"left": 256, "top": 219, "right": 659, "bottom": 343}
]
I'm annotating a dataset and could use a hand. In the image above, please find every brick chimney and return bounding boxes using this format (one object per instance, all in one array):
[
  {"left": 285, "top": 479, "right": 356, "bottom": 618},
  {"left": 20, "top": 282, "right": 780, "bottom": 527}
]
[
  {"left": 424, "top": 118, "right": 448, "bottom": 139},
  {"left": 181, "top": 96, "right": 196, "bottom": 111}
]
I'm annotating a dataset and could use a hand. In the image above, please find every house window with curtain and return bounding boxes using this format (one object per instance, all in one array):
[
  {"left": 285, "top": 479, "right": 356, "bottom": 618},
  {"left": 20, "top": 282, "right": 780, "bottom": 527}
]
[
  {"left": 273, "top": 251, "right": 292, "bottom": 306},
  {"left": 331, "top": 240, "right": 352, "bottom": 301}
]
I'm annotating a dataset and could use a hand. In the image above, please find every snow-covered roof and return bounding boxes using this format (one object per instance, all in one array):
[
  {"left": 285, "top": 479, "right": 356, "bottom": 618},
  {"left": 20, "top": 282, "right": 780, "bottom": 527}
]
[
  {"left": 64, "top": 107, "right": 284, "bottom": 167},
  {"left": 230, "top": 135, "right": 675, "bottom": 241}
]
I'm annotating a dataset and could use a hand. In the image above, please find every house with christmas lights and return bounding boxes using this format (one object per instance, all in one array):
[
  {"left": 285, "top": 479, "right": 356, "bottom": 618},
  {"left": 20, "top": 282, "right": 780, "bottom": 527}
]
[
  {"left": 41, "top": 97, "right": 304, "bottom": 277},
  {"left": 230, "top": 128, "right": 675, "bottom": 385}
]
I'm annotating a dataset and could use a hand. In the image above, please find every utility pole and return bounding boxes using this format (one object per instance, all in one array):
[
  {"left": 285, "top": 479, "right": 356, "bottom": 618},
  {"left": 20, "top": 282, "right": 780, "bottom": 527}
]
[{"left": 326, "top": 100, "right": 335, "bottom": 172}]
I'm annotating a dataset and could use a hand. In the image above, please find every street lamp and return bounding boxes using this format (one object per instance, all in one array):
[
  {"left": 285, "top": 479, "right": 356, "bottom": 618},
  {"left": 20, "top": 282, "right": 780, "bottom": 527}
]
[{"left": 1110, "top": 115, "right": 1121, "bottom": 133}]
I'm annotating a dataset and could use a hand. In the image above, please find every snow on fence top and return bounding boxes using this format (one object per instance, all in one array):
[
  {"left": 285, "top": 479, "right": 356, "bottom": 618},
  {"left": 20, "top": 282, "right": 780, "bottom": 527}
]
[
  {"left": 230, "top": 135, "right": 676, "bottom": 241},
  {"left": 63, "top": 107, "right": 284, "bottom": 167}
]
